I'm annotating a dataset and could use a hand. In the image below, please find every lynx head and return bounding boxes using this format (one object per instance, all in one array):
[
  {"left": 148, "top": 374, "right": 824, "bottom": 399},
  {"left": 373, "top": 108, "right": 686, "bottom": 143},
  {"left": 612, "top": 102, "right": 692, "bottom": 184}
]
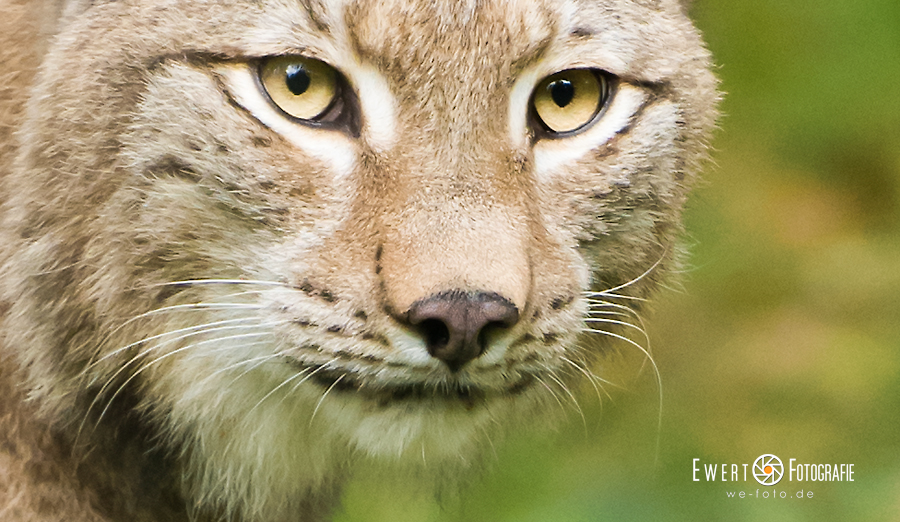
[{"left": 1, "top": 0, "right": 717, "bottom": 519}]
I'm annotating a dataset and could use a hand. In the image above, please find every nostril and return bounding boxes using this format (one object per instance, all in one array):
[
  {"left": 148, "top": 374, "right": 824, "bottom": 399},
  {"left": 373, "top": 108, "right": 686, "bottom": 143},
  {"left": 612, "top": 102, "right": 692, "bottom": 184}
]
[
  {"left": 406, "top": 291, "right": 519, "bottom": 372},
  {"left": 418, "top": 318, "right": 450, "bottom": 350},
  {"left": 477, "top": 320, "right": 510, "bottom": 352}
]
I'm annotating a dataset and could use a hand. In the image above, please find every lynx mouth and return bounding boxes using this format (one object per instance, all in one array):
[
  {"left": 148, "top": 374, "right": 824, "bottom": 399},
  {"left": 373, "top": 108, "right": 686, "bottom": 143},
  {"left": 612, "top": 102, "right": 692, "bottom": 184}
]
[{"left": 302, "top": 365, "right": 536, "bottom": 408}]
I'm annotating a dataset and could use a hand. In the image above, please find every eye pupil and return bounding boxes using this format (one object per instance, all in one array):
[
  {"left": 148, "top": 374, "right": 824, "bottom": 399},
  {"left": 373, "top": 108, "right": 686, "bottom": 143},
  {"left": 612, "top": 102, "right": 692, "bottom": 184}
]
[
  {"left": 548, "top": 79, "right": 575, "bottom": 108},
  {"left": 285, "top": 65, "right": 311, "bottom": 96}
]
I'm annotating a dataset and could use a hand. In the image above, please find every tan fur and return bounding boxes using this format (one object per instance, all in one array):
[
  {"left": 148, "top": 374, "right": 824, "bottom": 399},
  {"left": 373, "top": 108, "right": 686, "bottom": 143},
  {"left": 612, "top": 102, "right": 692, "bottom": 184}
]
[{"left": 0, "top": 0, "right": 718, "bottom": 520}]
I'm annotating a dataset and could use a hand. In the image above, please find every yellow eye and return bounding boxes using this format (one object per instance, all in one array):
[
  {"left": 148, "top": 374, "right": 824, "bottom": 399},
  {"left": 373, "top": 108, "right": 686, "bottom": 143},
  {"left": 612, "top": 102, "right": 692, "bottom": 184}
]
[
  {"left": 532, "top": 69, "right": 610, "bottom": 134},
  {"left": 259, "top": 56, "right": 339, "bottom": 121}
]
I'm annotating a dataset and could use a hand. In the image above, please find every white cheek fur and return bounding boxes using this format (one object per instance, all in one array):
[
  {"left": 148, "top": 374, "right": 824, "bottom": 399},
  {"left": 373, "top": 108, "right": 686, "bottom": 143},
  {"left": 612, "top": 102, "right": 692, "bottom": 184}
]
[
  {"left": 508, "top": 66, "right": 543, "bottom": 149},
  {"left": 216, "top": 63, "right": 358, "bottom": 177}
]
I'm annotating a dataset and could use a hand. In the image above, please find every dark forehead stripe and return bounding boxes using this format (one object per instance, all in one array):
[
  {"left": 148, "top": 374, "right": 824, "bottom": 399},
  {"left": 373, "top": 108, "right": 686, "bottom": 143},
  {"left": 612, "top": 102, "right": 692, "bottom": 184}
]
[
  {"left": 570, "top": 26, "right": 594, "bottom": 38},
  {"left": 509, "top": 3, "right": 558, "bottom": 76},
  {"left": 302, "top": 0, "right": 333, "bottom": 34}
]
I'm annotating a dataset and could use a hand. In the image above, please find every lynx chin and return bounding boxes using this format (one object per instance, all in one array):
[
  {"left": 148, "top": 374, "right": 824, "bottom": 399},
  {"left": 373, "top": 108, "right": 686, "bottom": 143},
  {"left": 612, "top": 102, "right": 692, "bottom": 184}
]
[{"left": 0, "top": 0, "right": 718, "bottom": 520}]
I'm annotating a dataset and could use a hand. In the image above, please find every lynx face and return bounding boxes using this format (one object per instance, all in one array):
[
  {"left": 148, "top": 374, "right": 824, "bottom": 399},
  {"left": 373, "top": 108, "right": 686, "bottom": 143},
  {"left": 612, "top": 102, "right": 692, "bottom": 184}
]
[{"left": 1, "top": 0, "right": 717, "bottom": 519}]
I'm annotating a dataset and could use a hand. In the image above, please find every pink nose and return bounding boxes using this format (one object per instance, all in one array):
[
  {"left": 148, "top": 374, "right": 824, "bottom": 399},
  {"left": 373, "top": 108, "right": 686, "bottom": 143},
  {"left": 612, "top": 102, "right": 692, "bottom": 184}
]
[{"left": 406, "top": 290, "right": 519, "bottom": 372}]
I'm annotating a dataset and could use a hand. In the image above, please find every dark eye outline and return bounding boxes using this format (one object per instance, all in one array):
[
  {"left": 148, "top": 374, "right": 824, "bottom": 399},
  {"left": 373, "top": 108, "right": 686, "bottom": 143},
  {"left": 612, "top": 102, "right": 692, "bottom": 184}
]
[
  {"left": 529, "top": 68, "right": 618, "bottom": 139},
  {"left": 255, "top": 56, "right": 361, "bottom": 137}
]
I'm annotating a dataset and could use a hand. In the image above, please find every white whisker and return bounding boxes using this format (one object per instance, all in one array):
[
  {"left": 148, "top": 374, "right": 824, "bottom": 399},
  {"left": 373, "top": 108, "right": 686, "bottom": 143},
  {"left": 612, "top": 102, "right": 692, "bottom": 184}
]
[
  {"left": 583, "top": 316, "right": 646, "bottom": 335},
  {"left": 285, "top": 361, "right": 337, "bottom": 397},
  {"left": 85, "top": 321, "right": 284, "bottom": 407},
  {"left": 581, "top": 326, "right": 662, "bottom": 464},
  {"left": 206, "top": 289, "right": 273, "bottom": 302},
  {"left": 585, "top": 291, "right": 647, "bottom": 302},
  {"left": 86, "top": 331, "right": 276, "bottom": 438},
  {"left": 585, "top": 309, "right": 632, "bottom": 318},
  {"left": 309, "top": 374, "right": 344, "bottom": 427},
  {"left": 147, "top": 279, "right": 289, "bottom": 288},
  {"left": 194, "top": 348, "right": 285, "bottom": 388},
  {"left": 560, "top": 356, "right": 611, "bottom": 403},
  {"left": 81, "top": 303, "right": 267, "bottom": 365},
  {"left": 584, "top": 249, "right": 667, "bottom": 297},
  {"left": 86, "top": 317, "right": 263, "bottom": 372},
  {"left": 545, "top": 370, "right": 585, "bottom": 428},
  {"left": 585, "top": 299, "right": 650, "bottom": 338},
  {"left": 533, "top": 375, "right": 566, "bottom": 415},
  {"left": 246, "top": 366, "right": 315, "bottom": 418},
  {"left": 478, "top": 423, "right": 499, "bottom": 462}
]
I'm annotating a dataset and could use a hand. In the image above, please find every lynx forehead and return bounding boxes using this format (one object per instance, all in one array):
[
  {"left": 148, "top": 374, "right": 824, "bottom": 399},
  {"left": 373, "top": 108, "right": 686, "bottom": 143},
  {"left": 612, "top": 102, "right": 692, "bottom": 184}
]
[{"left": 0, "top": 0, "right": 717, "bottom": 520}]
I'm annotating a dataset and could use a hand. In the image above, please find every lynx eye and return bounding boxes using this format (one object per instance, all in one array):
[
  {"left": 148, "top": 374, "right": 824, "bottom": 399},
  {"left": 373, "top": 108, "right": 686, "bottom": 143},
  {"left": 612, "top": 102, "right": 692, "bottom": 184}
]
[
  {"left": 259, "top": 56, "right": 340, "bottom": 121},
  {"left": 532, "top": 69, "right": 610, "bottom": 134}
]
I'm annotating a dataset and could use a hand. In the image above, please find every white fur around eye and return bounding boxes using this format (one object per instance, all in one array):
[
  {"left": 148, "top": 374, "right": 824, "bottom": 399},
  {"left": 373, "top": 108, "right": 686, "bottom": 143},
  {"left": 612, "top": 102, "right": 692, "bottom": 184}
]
[
  {"left": 216, "top": 63, "right": 357, "bottom": 177},
  {"left": 508, "top": 67, "right": 544, "bottom": 148},
  {"left": 341, "top": 61, "right": 397, "bottom": 152},
  {"left": 533, "top": 84, "right": 646, "bottom": 181}
]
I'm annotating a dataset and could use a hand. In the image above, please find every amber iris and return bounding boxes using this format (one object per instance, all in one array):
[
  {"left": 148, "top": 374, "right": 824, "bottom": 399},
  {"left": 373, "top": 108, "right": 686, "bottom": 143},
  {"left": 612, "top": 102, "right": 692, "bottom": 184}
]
[
  {"left": 533, "top": 69, "right": 609, "bottom": 134},
  {"left": 260, "top": 56, "right": 339, "bottom": 121}
]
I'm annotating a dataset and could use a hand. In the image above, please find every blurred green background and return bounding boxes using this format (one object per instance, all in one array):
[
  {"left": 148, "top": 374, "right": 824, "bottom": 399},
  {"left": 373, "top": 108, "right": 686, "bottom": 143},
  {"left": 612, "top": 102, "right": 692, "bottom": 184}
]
[{"left": 337, "top": 1, "right": 900, "bottom": 520}]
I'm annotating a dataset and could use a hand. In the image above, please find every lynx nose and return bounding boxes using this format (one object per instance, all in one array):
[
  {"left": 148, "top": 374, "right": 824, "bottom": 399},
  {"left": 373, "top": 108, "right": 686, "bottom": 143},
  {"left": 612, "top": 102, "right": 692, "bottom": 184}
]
[{"left": 407, "top": 291, "right": 519, "bottom": 372}]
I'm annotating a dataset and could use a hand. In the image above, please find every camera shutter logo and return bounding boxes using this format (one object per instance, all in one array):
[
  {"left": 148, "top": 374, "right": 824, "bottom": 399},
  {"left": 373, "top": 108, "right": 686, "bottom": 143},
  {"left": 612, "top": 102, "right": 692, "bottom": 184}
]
[{"left": 753, "top": 454, "right": 784, "bottom": 486}]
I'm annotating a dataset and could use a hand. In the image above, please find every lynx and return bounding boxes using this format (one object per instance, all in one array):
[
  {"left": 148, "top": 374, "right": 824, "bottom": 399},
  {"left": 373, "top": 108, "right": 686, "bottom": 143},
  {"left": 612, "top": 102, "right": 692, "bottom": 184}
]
[{"left": 0, "top": 0, "right": 718, "bottom": 520}]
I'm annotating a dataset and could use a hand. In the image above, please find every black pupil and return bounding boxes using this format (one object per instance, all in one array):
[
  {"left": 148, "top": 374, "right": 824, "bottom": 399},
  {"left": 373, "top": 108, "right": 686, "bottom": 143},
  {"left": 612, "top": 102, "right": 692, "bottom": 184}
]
[
  {"left": 548, "top": 79, "right": 575, "bottom": 107},
  {"left": 285, "top": 65, "right": 311, "bottom": 96}
]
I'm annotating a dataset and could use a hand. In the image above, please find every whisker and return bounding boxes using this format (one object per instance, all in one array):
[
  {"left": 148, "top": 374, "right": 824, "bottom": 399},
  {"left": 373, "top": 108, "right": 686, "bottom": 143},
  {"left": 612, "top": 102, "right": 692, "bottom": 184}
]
[
  {"left": 245, "top": 358, "right": 344, "bottom": 416},
  {"left": 560, "top": 356, "right": 611, "bottom": 404},
  {"left": 533, "top": 375, "right": 566, "bottom": 415},
  {"left": 246, "top": 366, "right": 315, "bottom": 418},
  {"left": 585, "top": 309, "right": 633, "bottom": 318},
  {"left": 84, "top": 321, "right": 284, "bottom": 408},
  {"left": 583, "top": 316, "right": 647, "bottom": 336},
  {"left": 581, "top": 326, "right": 663, "bottom": 464},
  {"left": 125, "top": 302, "right": 265, "bottom": 320},
  {"left": 85, "top": 317, "right": 264, "bottom": 372},
  {"left": 585, "top": 291, "right": 646, "bottom": 302},
  {"left": 478, "top": 423, "right": 499, "bottom": 462},
  {"left": 584, "top": 249, "right": 667, "bottom": 297},
  {"left": 588, "top": 300, "right": 655, "bottom": 376},
  {"left": 285, "top": 361, "right": 337, "bottom": 397},
  {"left": 145, "top": 279, "right": 289, "bottom": 289},
  {"left": 585, "top": 299, "right": 650, "bottom": 337},
  {"left": 545, "top": 369, "right": 585, "bottom": 428},
  {"left": 105, "top": 304, "right": 268, "bottom": 348},
  {"left": 81, "top": 303, "right": 267, "bottom": 366},
  {"left": 83, "top": 331, "right": 276, "bottom": 442},
  {"left": 582, "top": 318, "right": 652, "bottom": 369},
  {"left": 206, "top": 290, "right": 273, "bottom": 302},
  {"left": 193, "top": 347, "right": 285, "bottom": 389},
  {"left": 309, "top": 374, "right": 344, "bottom": 427}
]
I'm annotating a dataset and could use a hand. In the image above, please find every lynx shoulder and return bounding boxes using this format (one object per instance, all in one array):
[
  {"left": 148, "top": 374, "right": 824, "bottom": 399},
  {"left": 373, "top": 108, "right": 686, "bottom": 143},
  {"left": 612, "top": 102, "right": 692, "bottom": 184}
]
[{"left": 0, "top": 0, "right": 718, "bottom": 520}]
